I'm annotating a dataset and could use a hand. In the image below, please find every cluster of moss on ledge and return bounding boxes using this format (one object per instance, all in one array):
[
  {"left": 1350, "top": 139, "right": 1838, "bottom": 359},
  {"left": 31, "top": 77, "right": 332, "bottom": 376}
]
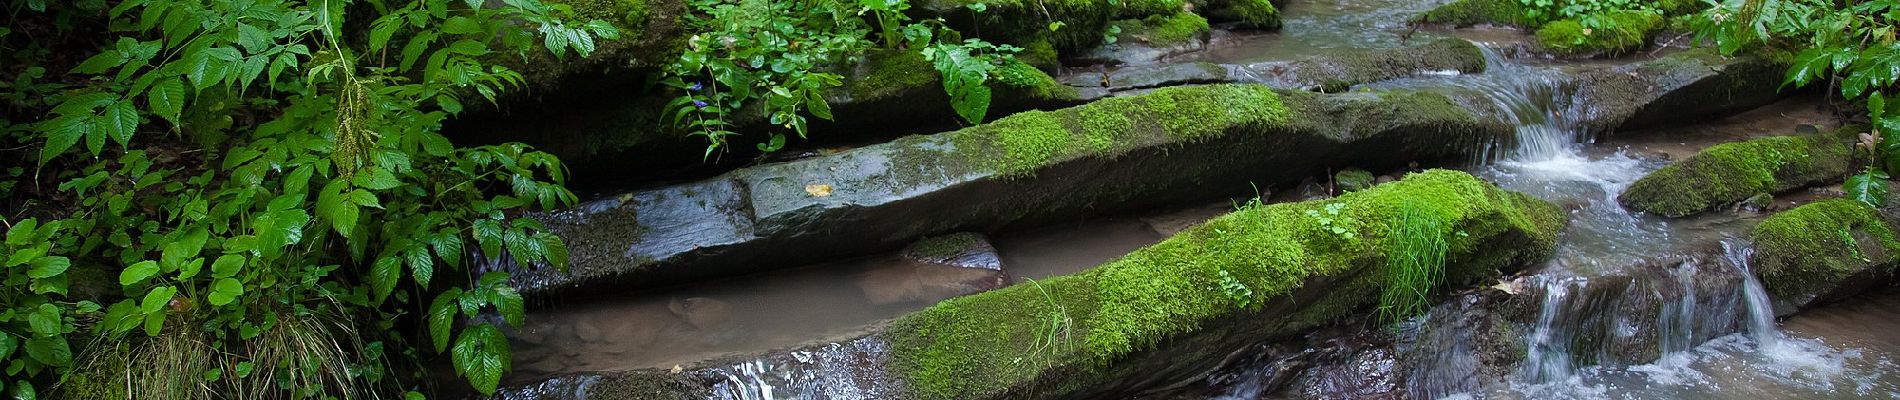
[
  {"left": 1536, "top": 10, "right": 1664, "bottom": 55},
  {"left": 1751, "top": 199, "right": 1900, "bottom": 308},
  {"left": 941, "top": 84, "right": 1290, "bottom": 177},
  {"left": 1194, "top": 0, "right": 1280, "bottom": 29},
  {"left": 882, "top": 169, "right": 1564, "bottom": 400},
  {"left": 916, "top": 0, "right": 1186, "bottom": 52},
  {"left": 1111, "top": 12, "right": 1212, "bottom": 46},
  {"left": 1414, "top": 0, "right": 1531, "bottom": 27},
  {"left": 1618, "top": 130, "right": 1853, "bottom": 218},
  {"left": 846, "top": 50, "right": 1076, "bottom": 103}
]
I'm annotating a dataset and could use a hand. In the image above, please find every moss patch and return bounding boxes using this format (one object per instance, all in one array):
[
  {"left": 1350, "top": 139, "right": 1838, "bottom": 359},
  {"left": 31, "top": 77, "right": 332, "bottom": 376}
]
[
  {"left": 1199, "top": 0, "right": 1280, "bottom": 29},
  {"left": 917, "top": 0, "right": 1185, "bottom": 52},
  {"left": 1113, "top": 12, "right": 1211, "bottom": 46},
  {"left": 1415, "top": 0, "right": 1531, "bottom": 27},
  {"left": 1619, "top": 130, "right": 1853, "bottom": 217},
  {"left": 945, "top": 84, "right": 1290, "bottom": 177},
  {"left": 884, "top": 169, "right": 1564, "bottom": 400},
  {"left": 1751, "top": 199, "right": 1900, "bottom": 308},
  {"left": 1535, "top": 10, "right": 1664, "bottom": 55}
]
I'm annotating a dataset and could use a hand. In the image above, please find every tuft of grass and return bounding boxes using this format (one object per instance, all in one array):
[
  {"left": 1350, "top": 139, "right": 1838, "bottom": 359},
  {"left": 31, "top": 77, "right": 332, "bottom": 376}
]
[
  {"left": 1378, "top": 198, "right": 1450, "bottom": 323},
  {"left": 234, "top": 310, "right": 376, "bottom": 400},
  {"left": 1024, "top": 279, "right": 1074, "bottom": 362}
]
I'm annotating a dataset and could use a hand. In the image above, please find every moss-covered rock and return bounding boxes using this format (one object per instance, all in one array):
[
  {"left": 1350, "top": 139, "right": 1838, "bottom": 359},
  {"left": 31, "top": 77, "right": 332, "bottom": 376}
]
[
  {"left": 1199, "top": 0, "right": 1281, "bottom": 29},
  {"left": 1335, "top": 168, "right": 1375, "bottom": 193},
  {"left": 507, "top": 0, "right": 688, "bottom": 89},
  {"left": 915, "top": 0, "right": 1186, "bottom": 52},
  {"left": 1535, "top": 10, "right": 1664, "bottom": 55},
  {"left": 1275, "top": 38, "right": 1488, "bottom": 92},
  {"left": 883, "top": 169, "right": 1563, "bottom": 400},
  {"left": 1414, "top": 0, "right": 1531, "bottom": 27},
  {"left": 1618, "top": 129, "right": 1853, "bottom": 218},
  {"left": 1751, "top": 199, "right": 1900, "bottom": 314}
]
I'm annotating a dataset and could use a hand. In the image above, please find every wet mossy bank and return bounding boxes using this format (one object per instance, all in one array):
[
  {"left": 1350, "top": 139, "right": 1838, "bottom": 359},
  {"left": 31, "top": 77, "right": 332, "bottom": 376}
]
[
  {"left": 505, "top": 83, "right": 1524, "bottom": 296},
  {"left": 503, "top": 49, "right": 1789, "bottom": 298},
  {"left": 1619, "top": 128, "right": 1854, "bottom": 218},
  {"left": 496, "top": 170, "right": 1567, "bottom": 400}
]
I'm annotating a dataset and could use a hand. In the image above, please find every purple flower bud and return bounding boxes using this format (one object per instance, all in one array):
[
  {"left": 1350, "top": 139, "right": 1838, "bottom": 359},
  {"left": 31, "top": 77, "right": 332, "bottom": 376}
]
[
  {"left": 688, "top": 82, "right": 703, "bottom": 91},
  {"left": 693, "top": 100, "right": 709, "bottom": 108}
]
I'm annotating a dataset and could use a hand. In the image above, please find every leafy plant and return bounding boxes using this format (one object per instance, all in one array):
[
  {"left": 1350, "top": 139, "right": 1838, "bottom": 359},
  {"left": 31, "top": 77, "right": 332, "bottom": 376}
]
[
  {"left": 0, "top": 218, "right": 87, "bottom": 399},
  {"left": 1690, "top": 0, "right": 1900, "bottom": 206},
  {"left": 1216, "top": 269, "right": 1256, "bottom": 308},
  {"left": 665, "top": 0, "right": 870, "bottom": 156},
  {"left": 1304, "top": 202, "right": 1358, "bottom": 240},
  {"left": 923, "top": 37, "right": 1023, "bottom": 125},
  {"left": 6, "top": 0, "right": 611, "bottom": 396}
]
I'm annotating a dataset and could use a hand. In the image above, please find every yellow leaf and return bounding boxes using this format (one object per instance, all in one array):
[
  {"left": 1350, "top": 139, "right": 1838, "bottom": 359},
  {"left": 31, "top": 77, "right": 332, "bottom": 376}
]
[{"left": 805, "top": 184, "right": 833, "bottom": 197}]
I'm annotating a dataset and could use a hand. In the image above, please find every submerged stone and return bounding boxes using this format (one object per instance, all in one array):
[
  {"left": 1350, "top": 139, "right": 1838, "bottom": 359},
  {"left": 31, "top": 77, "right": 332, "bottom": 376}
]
[
  {"left": 1751, "top": 198, "right": 1900, "bottom": 315},
  {"left": 861, "top": 233, "right": 1011, "bottom": 305},
  {"left": 1618, "top": 128, "right": 1853, "bottom": 218}
]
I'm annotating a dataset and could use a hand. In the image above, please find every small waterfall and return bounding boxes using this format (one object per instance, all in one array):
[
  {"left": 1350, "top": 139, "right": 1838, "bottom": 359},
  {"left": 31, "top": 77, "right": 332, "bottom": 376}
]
[
  {"left": 1520, "top": 277, "right": 1580, "bottom": 381},
  {"left": 1469, "top": 45, "right": 1581, "bottom": 162},
  {"left": 1723, "top": 239, "right": 1781, "bottom": 347}
]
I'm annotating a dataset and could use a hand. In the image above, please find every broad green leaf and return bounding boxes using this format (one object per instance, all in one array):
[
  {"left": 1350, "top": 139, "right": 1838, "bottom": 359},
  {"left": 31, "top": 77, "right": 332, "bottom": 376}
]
[
  {"left": 162, "top": 227, "right": 209, "bottom": 270},
  {"left": 0, "top": 333, "right": 14, "bottom": 360},
  {"left": 120, "top": 260, "right": 160, "bottom": 286},
  {"left": 102, "top": 301, "right": 141, "bottom": 334},
  {"left": 23, "top": 336, "right": 70, "bottom": 367},
  {"left": 10, "top": 380, "right": 31, "bottom": 400},
  {"left": 26, "top": 304, "right": 60, "bottom": 337},
  {"left": 370, "top": 256, "right": 401, "bottom": 304},
  {"left": 148, "top": 78, "right": 186, "bottom": 124},
  {"left": 473, "top": 220, "right": 503, "bottom": 257},
  {"left": 25, "top": 256, "right": 68, "bottom": 279},
  {"left": 429, "top": 288, "right": 463, "bottom": 351},
  {"left": 208, "top": 278, "right": 244, "bottom": 306},
  {"left": 102, "top": 100, "right": 138, "bottom": 148},
  {"left": 1847, "top": 170, "right": 1891, "bottom": 207},
  {"left": 38, "top": 115, "right": 90, "bottom": 164},
  {"left": 139, "top": 286, "right": 176, "bottom": 314},
  {"left": 451, "top": 324, "right": 510, "bottom": 395},
  {"left": 361, "top": 168, "right": 401, "bottom": 190},
  {"left": 5, "top": 244, "right": 46, "bottom": 267},
  {"left": 406, "top": 246, "right": 434, "bottom": 287},
  {"left": 493, "top": 286, "right": 526, "bottom": 327},
  {"left": 210, "top": 254, "right": 245, "bottom": 278}
]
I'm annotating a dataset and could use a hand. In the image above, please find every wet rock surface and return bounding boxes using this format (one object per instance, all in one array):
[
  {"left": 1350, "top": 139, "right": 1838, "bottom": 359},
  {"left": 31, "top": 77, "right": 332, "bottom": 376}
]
[{"left": 861, "top": 233, "right": 1010, "bottom": 305}]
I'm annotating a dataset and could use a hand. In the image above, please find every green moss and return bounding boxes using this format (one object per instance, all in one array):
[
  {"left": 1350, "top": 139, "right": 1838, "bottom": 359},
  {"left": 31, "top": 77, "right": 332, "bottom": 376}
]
[
  {"left": 949, "top": 84, "right": 1289, "bottom": 177},
  {"left": 992, "top": 59, "right": 1080, "bottom": 101},
  {"left": 1619, "top": 130, "right": 1853, "bottom": 217},
  {"left": 1135, "top": 12, "right": 1211, "bottom": 45},
  {"left": 1751, "top": 199, "right": 1900, "bottom": 306},
  {"left": 1535, "top": 11, "right": 1664, "bottom": 55},
  {"left": 849, "top": 50, "right": 939, "bottom": 101},
  {"left": 884, "top": 170, "right": 1564, "bottom": 400},
  {"left": 1287, "top": 39, "right": 1487, "bottom": 91},
  {"left": 918, "top": 0, "right": 1183, "bottom": 52},
  {"left": 1335, "top": 168, "right": 1376, "bottom": 193},
  {"left": 1017, "top": 39, "right": 1061, "bottom": 72},
  {"left": 1415, "top": 0, "right": 1531, "bottom": 27},
  {"left": 559, "top": 0, "right": 652, "bottom": 34},
  {"left": 1227, "top": 0, "right": 1281, "bottom": 29}
]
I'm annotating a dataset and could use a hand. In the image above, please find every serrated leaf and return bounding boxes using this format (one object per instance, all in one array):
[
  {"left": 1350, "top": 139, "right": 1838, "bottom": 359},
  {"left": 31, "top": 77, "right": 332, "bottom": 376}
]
[
  {"left": 494, "top": 286, "right": 525, "bottom": 327},
  {"left": 208, "top": 277, "right": 244, "bottom": 306},
  {"left": 120, "top": 260, "right": 160, "bottom": 286},
  {"left": 38, "top": 115, "right": 90, "bottom": 164},
  {"left": 406, "top": 246, "right": 434, "bottom": 288},
  {"left": 149, "top": 78, "right": 185, "bottom": 124},
  {"left": 451, "top": 324, "right": 510, "bottom": 395},
  {"left": 102, "top": 100, "right": 138, "bottom": 148},
  {"left": 370, "top": 256, "right": 401, "bottom": 304},
  {"left": 473, "top": 219, "right": 503, "bottom": 257},
  {"left": 429, "top": 288, "right": 462, "bottom": 351}
]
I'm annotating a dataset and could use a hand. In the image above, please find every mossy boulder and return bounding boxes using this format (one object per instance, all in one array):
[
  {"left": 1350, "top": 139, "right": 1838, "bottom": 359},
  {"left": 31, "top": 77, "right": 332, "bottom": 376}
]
[
  {"left": 504, "top": 0, "right": 688, "bottom": 90},
  {"left": 1618, "top": 129, "right": 1853, "bottom": 218},
  {"left": 1198, "top": 0, "right": 1281, "bottom": 29},
  {"left": 1535, "top": 11, "right": 1664, "bottom": 55},
  {"left": 913, "top": 0, "right": 1187, "bottom": 52},
  {"left": 1335, "top": 168, "right": 1375, "bottom": 193},
  {"left": 1414, "top": 0, "right": 1531, "bottom": 27},
  {"left": 882, "top": 170, "right": 1564, "bottom": 399},
  {"left": 1751, "top": 199, "right": 1900, "bottom": 315},
  {"left": 1576, "top": 48, "right": 1789, "bottom": 134},
  {"left": 1073, "top": 12, "right": 1213, "bottom": 66}
]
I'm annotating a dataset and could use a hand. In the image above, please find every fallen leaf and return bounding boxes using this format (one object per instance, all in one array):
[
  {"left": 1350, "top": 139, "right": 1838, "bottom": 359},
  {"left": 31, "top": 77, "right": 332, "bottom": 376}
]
[
  {"left": 805, "top": 183, "right": 834, "bottom": 197},
  {"left": 671, "top": 365, "right": 684, "bottom": 374}
]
